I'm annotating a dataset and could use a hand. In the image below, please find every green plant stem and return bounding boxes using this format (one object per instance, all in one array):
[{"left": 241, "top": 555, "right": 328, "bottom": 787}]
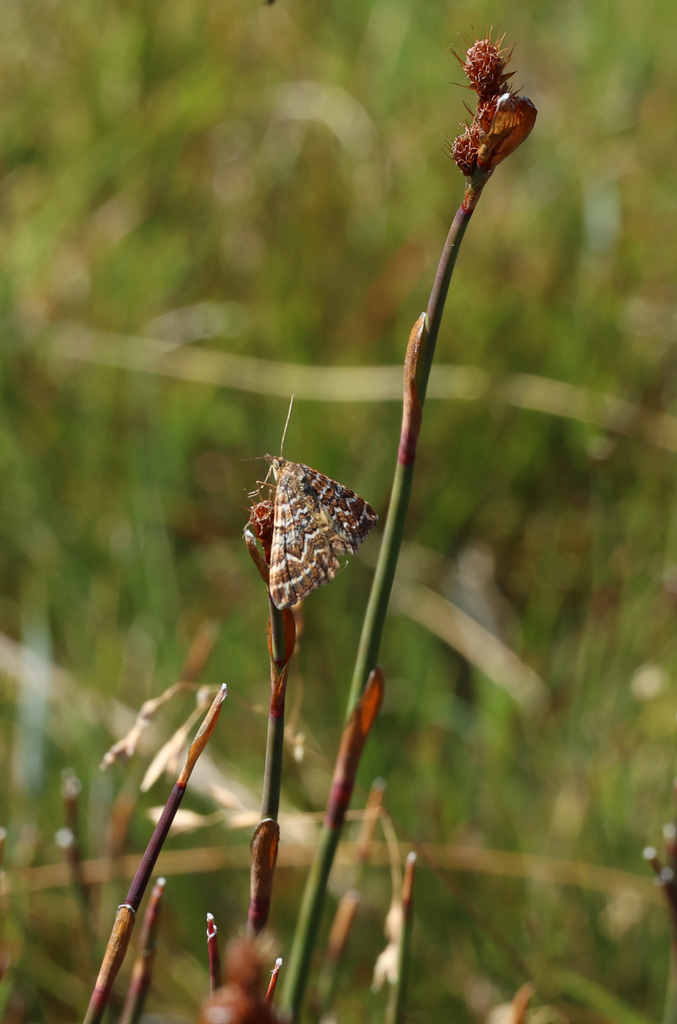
[
  {"left": 269, "top": 596, "right": 287, "bottom": 669},
  {"left": 261, "top": 702, "right": 285, "bottom": 822},
  {"left": 261, "top": 600, "right": 288, "bottom": 822},
  {"left": 280, "top": 824, "right": 342, "bottom": 1017},
  {"left": 280, "top": 670, "right": 383, "bottom": 1018},
  {"left": 280, "top": 191, "right": 481, "bottom": 1022},
  {"left": 347, "top": 198, "right": 475, "bottom": 713}
]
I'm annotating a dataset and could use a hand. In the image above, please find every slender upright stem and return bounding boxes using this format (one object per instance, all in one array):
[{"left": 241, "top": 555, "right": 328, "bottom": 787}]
[
  {"left": 83, "top": 685, "right": 227, "bottom": 1024},
  {"left": 206, "top": 913, "right": 222, "bottom": 994},
  {"left": 282, "top": 174, "right": 488, "bottom": 1022},
  {"left": 260, "top": 600, "right": 292, "bottom": 822},
  {"left": 248, "top": 602, "right": 294, "bottom": 934},
  {"left": 347, "top": 199, "right": 476, "bottom": 713},
  {"left": 268, "top": 598, "right": 288, "bottom": 673},
  {"left": 119, "top": 877, "right": 166, "bottom": 1024},
  {"left": 260, "top": 711, "right": 286, "bottom": 822},
  {"left": 282, "top": 826, "right": 343, "bottom": 1010},
  {"left": 281, "top": 670, "right": 383, "bottom": 1018}
]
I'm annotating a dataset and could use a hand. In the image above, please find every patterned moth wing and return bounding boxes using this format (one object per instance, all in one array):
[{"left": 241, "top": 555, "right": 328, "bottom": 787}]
[{"left": 265, "top": 456, "right": 378, "bottom": 610}]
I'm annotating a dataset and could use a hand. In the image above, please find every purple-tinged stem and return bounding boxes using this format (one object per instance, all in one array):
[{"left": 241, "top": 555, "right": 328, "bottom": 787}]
[
  {"left": 248, "top": 818, "right": 281, "bottom": 936},
  {"left": 82, "top": 684, "right": 227, "bottom": 1024},
  {"left": 118, "top": 877, "right": 166, "bottom": 1024},
  {"left": 207, "top": 913, "right": 222, "bottom": 993},
  {"left": 60, "top": 771, "right": 93, "bottom": 921}
]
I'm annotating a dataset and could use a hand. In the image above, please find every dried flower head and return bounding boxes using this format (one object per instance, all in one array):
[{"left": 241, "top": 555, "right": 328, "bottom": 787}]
[
  {"left": 449, "top": 33, "right": 536, "bottom": 181},
  {"left": 247, "top": 499, "right": 275, "bottom": 557},
  {"left": 476, "top": 94, "right": 500, "bottom": 135},
  {"left": 449, "top": 122, "right": 481, "bottom": 178},
  {"left": 459, "top": 34, "right": 514, "bottom": 101}
]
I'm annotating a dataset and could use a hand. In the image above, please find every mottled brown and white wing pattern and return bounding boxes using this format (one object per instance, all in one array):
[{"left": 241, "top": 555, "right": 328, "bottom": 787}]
[{"left": 266, "top": 456, "right": 378, "bottom": 610}]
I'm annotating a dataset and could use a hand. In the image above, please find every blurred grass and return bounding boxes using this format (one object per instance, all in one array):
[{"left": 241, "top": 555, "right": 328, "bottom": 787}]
[{"left": 1, "top": 0, "right": 677, "bottom": 1020}]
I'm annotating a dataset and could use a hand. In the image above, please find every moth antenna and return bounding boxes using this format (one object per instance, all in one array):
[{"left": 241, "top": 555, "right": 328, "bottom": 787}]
[{"left": 280, "top": 395, "right": 295, "bottom": 457}]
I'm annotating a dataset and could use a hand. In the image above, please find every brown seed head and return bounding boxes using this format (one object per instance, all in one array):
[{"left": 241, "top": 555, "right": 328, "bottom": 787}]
[
  {"left": 449, "top": 34, "right": 536, "bottom": 180},
  {"left": 248, "top": 499, "right": 275, "bottom": 556},
  {"left": 476, "top": 94, "right": 500, "bottom": 134},
  {"left": 449, "top": 123, "right": 481, "bottom": 178},
  {"left": 461, "top": 35, "right": 513, "bottom": 101}
]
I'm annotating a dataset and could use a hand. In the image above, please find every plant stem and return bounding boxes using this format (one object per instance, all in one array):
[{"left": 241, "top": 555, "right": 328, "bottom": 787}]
[
  {"left": 281, "top": 670, "right": 383, "bottom": 1019},
  {"left": 347, "top": 197, "right": 476, "bottom": 713},
  {"left": 206, "top": 913, "right": 222, "bottom": 994},
  {"left": 248, "top": 601, "right": 293, "bottom": 934},
  {"left": 260, "top": 711, "right": 285, "bottom": 822},
  {"left": 281, "top": 177, "right": 487, "bottom": 1021},
  {"left": 261, "top": 600, "right": 289, "bottom": 822},
  {"left": 82, "top": 685, "right": 227, "bottom": 1024},
  {"left": 282, "top": 825, "right": 343, "bottom": 1014},
  {"left": 118, "top": 877, "right": 165, "bottom": 1024}
]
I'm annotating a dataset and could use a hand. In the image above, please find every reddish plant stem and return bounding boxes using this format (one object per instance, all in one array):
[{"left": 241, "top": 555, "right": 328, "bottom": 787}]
[
  {"left": 207, "top": 913, "right": 222, "bottom": 993},
  {"left": 248, "top": 818, "right": 281, "bottom": 936},
  {"left": 83, "top": 684, "right": 227, "bottom": 1024},
  {"left": 119, "top": 877, "right": 165, "bottom": 1024},
  {"left": 265, "top": 958, "right": 283, "bottom": 1005}
]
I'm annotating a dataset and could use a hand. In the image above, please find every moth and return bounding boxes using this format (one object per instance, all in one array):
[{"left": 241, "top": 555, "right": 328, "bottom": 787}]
[{"left": 265, "top": 455, "right": 378, "bottom": 610}]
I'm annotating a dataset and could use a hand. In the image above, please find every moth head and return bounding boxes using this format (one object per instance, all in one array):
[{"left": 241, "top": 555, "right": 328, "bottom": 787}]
[{"left": 264, "top": 454, "right": 285, "bottom": 481}]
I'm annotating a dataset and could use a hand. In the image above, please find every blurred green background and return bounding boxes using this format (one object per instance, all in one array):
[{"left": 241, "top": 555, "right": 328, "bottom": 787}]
[{"left": 2, "top": 0, "right": 677, "bottom": 1020}]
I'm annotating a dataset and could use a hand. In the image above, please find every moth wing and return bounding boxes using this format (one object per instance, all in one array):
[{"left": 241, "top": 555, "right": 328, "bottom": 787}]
[
  {"left": 299, "top": 464, "right": 378, "bottom": 554},
  {"left": 268, "top": 465, "right": 341, "bottom": 610}
]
